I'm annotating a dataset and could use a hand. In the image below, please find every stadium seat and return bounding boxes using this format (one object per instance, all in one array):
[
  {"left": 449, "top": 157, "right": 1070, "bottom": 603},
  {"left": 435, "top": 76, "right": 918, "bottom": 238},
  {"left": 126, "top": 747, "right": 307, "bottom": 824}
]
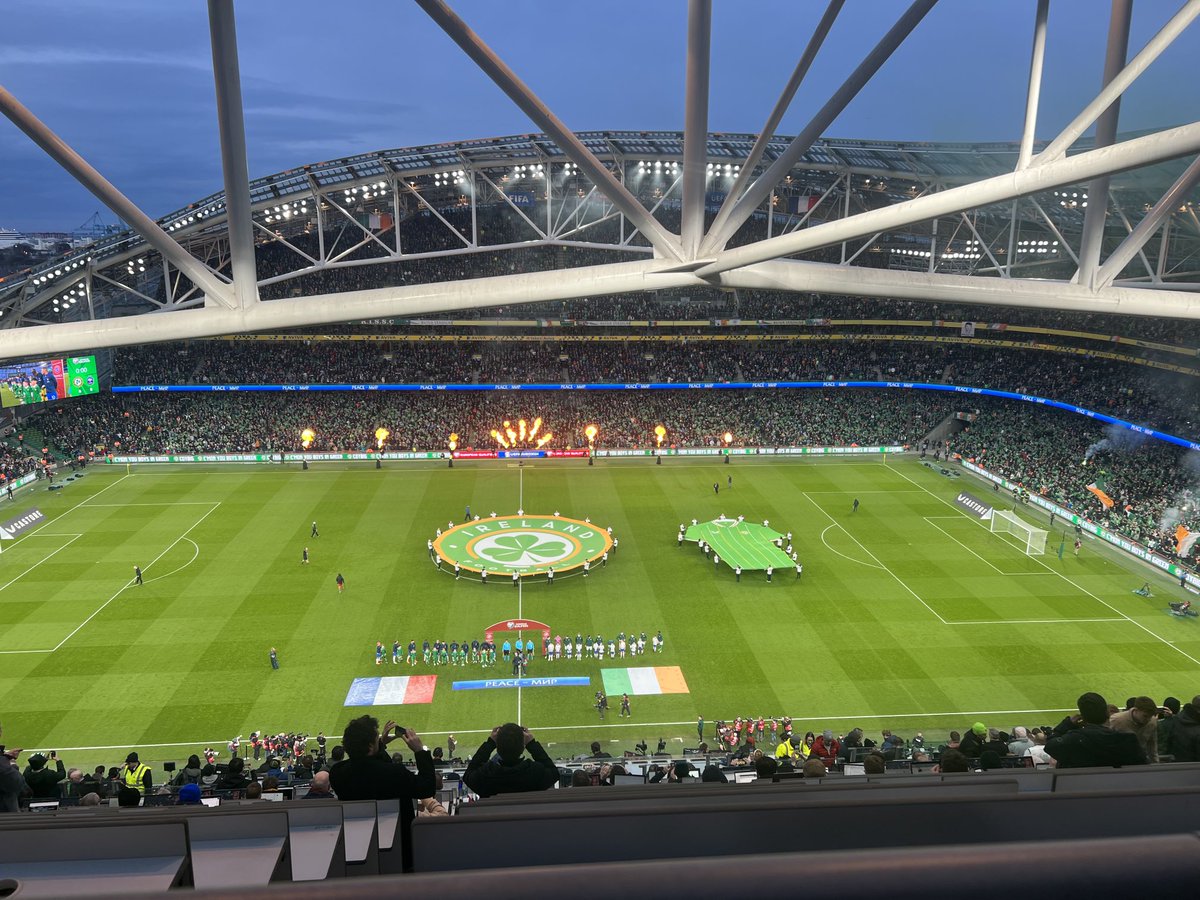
[
  {"left": 0, "top": 817, "right": 188, "bottom": 896},
  {"left": 185, "top": 807, "right": 290, "bottom": 888},
  {"left": 412, "top": 785, "right": 1200, "bottom": 872}
]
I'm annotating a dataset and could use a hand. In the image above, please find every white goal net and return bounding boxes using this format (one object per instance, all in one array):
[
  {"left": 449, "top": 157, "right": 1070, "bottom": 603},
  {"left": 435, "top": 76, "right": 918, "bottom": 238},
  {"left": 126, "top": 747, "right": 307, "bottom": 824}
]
[{"left": 990, "top": 509, "right": 1049, "bottom": 556}]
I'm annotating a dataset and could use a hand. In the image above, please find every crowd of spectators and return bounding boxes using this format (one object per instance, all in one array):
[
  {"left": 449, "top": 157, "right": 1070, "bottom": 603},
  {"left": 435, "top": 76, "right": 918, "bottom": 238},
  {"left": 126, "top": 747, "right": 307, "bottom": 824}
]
[
  {"left": 6, "top": 691, "right": 1200, "bottom": 818},
  {"left": 29, "top": 331, "right": 1200, "bottom": 564},
  {"left": 35, "top": 389, "right": 945, "bottom": 456},
  {"left": 952, "top": 397, "right": 1200, "bottom": 555},
  {"left": 110, "top": 338, "right": 1200, "bottom": 434},
  {"left": 0, "top": 444, "right": 40, "bottom": 485}
]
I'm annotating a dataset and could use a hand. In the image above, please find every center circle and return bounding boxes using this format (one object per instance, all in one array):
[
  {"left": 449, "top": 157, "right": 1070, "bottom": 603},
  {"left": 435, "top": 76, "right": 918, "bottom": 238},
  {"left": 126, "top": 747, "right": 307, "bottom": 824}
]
[{"left": 433, "top": 515, "right": 613, "bottom": 576}]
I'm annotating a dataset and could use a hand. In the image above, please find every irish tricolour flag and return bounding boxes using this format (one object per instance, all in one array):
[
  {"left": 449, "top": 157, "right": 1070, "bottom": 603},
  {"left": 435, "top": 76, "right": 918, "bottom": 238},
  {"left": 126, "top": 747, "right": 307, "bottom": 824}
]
[
  {"left": 602, "top": 666, "right": 689, "bottom": 696},
  {"left": 344, "top": 675, "right": 437, "bottom": 707}
]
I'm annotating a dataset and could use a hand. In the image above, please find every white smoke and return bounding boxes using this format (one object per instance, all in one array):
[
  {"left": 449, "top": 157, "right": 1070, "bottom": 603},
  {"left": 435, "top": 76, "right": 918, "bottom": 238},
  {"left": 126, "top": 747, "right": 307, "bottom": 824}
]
[
  {"left": 1158, "top": 451, "right": 1200, "bottom": 532},
  {"left": 1085, "top": 423, "right": 1150, "bottom": 461}
]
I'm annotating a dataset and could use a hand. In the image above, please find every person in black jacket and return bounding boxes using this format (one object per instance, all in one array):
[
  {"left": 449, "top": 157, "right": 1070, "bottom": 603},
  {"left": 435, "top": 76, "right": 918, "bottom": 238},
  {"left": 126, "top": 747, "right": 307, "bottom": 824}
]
[
  {"left": 1046, "top": 692, "right": 1147, "bottom": 769},
  {"left": 958, "top": 723, "right": 987, "bottom": 759},
  {"left": 216, "top": 756, "right": 251, "bottom": 792},
  {"left": 22, "top": 752, "right": 66, "bottom": 798},
  {"left": 1170, "top": 696, "right": 1200, "bottom": 762},
  {"left": 463, "top": 723, "right": 558, "bottom": 798},
  {"left": 328, "top": 717, "right": 434, "bottom": 873},
  {"left": 0, "top": 744, "right": 26, "bottom": 813}
]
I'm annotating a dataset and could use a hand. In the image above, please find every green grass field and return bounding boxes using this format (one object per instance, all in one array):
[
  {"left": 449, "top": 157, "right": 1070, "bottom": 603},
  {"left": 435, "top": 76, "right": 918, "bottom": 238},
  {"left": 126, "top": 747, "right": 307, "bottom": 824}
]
[{"left": 1, "top": 456, "right": 1196, "bottom": 769}]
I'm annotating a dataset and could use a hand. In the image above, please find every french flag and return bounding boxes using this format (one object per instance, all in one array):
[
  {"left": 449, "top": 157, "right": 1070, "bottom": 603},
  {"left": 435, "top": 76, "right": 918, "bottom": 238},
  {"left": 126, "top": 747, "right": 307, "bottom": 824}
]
[{"left": 344, "top": 675, "right": 437, "bottom": 706}]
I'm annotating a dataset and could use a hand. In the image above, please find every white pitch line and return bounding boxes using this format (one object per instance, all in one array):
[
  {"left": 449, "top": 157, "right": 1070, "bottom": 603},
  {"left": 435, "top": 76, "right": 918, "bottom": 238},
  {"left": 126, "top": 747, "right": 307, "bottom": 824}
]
[
  {"left": 517, "top": 579, "right": 523, "bottom": 725},
  {"left": 8, "top": 472, "right": 132, "bottom": 547},
  {"left": 82, "top": 502, "right": 220, "bottom": 507},
  {"left": 948, "top": 617, "right": 1126, "bottom": 626},
  {"left": 818, "top": 523, "right": 884, "bottom": 570},
  {"left": 805, "top": 493, "right": 946, "bottom": 623},
  {"left": 922, "top": 517, "right": 1043, "bottom": 576},
  {"left": 29, "top": 706, "right": 1083, "bottom": 754},
  {"left": 50, "top": 503, "right": 221, "bottom": 652},
  {"left": 890, "top": 463, "right": 1200, "bottom": 669},
  {"left": 517, "top": 463, "right": 523, "bottom": 724},
  {"left": 142, "top": 538, "right": 200, "bottom": 586},
  {"left": 803, "top": 490, "right": 927, "bottom": 494},
  {"left": 0, "top": 534, "right": 83, "bottom": 594}
]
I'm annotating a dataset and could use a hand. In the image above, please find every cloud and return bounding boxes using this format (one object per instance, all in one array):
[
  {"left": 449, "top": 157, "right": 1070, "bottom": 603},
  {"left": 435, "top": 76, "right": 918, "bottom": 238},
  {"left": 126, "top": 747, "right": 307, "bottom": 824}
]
[
  {"left": 243, "top": 104, "right": 414, "bottom": 124},
  {"left": 0, "top": 46, "right": 210, "bottom": 71}
]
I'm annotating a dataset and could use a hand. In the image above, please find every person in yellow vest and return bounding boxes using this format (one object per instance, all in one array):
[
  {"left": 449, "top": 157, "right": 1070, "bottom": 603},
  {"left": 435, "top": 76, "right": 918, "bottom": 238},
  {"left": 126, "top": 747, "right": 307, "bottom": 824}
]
[
  {"left": 122, "top": 751, "right": 153, "bottom": 796},
  {"left": 774, "top": 733, "right": 798, "bottom": 763}
]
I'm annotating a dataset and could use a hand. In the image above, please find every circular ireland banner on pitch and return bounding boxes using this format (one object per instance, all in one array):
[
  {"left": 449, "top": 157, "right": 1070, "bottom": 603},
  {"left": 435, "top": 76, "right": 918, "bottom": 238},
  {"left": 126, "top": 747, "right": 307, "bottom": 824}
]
[{"left": 434, "top": 515, "right": 612, "bottom": 576}]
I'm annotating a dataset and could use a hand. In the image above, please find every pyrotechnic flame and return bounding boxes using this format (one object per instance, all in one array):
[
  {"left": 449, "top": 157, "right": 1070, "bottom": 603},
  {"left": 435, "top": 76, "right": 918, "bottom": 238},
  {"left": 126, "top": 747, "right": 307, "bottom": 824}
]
[
  {"left": 529, "top": 418, "right": 542, "bottom": 440},
  {"left": 375, "top": 427, "right": 390, "bottom": 449},
  {"left": 301, "top": 428, "right": 315, "bottom": 449},
  {"left": 491, "top": 429, "right": 510, "bottom": 449},
  {"left": 518, "top": 419, "right": 527, "bottom": 442},
  {"left": 536, "top": 432, "right": 553, "bottom": 448}
]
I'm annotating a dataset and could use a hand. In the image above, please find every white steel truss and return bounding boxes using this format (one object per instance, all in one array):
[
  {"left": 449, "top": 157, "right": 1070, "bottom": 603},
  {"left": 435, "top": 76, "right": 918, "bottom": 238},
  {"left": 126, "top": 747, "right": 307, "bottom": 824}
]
[{"left": 1, "top": 0, "right": 1199, "bottom": 361}]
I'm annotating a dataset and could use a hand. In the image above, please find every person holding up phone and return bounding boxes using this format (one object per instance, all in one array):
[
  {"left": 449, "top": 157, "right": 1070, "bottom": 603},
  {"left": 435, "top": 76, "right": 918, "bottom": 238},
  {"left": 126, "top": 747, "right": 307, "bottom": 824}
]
[
  {"left": 329, "top": 717, "right": 434, "bottom": 873},
  {"left": 23, "top": 749, "right": 66, "bottom": 799}
]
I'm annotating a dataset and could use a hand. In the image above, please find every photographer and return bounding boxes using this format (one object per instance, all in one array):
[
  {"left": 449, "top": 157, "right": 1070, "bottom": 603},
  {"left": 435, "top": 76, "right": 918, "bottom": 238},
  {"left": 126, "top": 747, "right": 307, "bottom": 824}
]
[
  {"left": 23, "top": 750, "right": 66, "bottom": 799},
  {"left": 463, "top": 723, "right": 558, "bottom": 798},
  {"left": 329, "top": 716, "right": 434, "bottom": 873}
]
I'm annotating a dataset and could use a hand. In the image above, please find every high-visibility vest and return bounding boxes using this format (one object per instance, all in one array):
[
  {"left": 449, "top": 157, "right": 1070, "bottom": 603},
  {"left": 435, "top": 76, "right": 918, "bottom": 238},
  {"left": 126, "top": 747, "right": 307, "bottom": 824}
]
[{"left": 123, "top": 763, "right": 151, "bottom": 795}]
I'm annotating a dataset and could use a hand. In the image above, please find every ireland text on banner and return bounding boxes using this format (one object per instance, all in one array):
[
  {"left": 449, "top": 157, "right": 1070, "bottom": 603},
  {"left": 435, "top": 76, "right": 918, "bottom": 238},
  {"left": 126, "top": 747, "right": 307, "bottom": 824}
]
[
  {"left": 344, "top": 676, "right": 436, "bottom": 706},
  {"left": 602, "top": 666, "right": 690, "bottom": 696}
]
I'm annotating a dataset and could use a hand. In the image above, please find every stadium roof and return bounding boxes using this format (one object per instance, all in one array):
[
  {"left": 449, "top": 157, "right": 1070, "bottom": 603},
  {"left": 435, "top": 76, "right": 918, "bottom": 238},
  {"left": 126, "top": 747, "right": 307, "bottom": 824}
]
[{"left": 1, "top": 0, "right": 1199, "bottom": 360}]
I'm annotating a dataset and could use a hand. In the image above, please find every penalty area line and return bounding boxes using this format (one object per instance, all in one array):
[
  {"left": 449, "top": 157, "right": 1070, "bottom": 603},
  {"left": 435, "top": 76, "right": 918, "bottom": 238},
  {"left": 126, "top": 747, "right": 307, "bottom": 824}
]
[
  {"left": 890, "top": 462, "right": 1200, "bottom": 669},
  {"left": 50, "top": 503, "right": 221, "bottom": 653},
  {"left": 804, "top": 492, "right": 947, "bottom": 624}
]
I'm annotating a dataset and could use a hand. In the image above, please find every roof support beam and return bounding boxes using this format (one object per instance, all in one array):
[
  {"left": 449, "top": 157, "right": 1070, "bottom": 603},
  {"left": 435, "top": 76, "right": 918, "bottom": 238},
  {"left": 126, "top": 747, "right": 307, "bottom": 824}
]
[
  {"left": 1017, "top": 0, "right": 1050, "bottom": 170},
  {"left": 5, "top": 251, "right": 1199, "bottom": 361},
  {"left": 704, "top": 0, "right": 844, "bottom": 249},
  {"left": 681, "top": 0, "right": 712, "bottom": 260},
  {"left": 1075, "top": 0, "right": 1132, "bottom": 289},
  {"left": 416, "top": 0, "right": 683, "bottom": 262},
  {"left": 690, "top": 121, "right": 1200, "bottom": 279},
  {"left": 698, "top": 0, "right": 937, "bottom": 256},
  {"left": 207, "top": 0, "right": 260, "bottom": 309},
  {"left": 1033, "top": 0, "right": 1200, "bottom": 165},
  {"left": 0, "top": 85, "right": 236, "bottom": 310},
  {"left": 1096, "top": 154, "right": 1200, "bottom": 289}
]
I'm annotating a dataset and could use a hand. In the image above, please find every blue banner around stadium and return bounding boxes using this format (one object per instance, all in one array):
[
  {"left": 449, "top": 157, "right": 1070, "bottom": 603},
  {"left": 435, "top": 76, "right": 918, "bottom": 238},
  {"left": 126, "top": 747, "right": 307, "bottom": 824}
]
[
  {"left": 452, "top": 676, "right": 591, "bottom": 691},
  {"left": 111, "top": 380, "right": 1200, "bottom": 453}
]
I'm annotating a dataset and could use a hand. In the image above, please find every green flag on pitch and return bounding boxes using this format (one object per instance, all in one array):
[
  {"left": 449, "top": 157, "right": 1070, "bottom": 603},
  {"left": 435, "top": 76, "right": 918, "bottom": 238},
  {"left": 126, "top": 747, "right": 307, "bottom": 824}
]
[{"left": 1057, "top": 538, "right": 1065, "bottom": 560}]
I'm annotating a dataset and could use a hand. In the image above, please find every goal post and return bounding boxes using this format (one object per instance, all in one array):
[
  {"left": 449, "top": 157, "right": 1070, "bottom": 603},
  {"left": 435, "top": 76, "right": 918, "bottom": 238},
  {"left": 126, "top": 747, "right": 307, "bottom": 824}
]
[{"left": 990, "top": 509, "right": 1048, "bottom": 556}]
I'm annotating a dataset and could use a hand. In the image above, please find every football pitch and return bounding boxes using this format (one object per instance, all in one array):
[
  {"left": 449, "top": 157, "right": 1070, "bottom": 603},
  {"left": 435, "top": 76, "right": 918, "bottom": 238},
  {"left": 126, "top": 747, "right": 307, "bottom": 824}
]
[{"left": 1, "top": 456, "right": 1197, "bottom": 766}]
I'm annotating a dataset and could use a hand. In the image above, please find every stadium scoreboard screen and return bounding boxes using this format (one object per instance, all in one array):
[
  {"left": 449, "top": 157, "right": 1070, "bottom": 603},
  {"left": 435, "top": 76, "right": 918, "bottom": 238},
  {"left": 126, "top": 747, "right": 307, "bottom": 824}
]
[{"left": 0, "top": 355, "right": 99, "bottom": 408}]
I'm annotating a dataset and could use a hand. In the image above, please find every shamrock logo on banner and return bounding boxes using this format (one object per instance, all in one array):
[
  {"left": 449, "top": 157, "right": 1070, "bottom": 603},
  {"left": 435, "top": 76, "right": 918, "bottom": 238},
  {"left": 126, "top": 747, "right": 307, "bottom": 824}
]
[{"left": 480, "top": 533, "right": 568, "bottom": 564}]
